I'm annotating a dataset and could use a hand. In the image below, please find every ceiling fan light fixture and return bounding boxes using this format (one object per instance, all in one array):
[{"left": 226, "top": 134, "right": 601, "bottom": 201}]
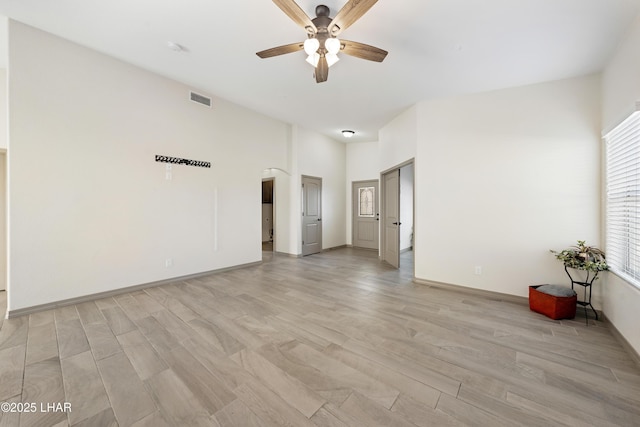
[
  {"left": 342, "top": 130, "right": 355, "bottom": 138},
  {"left": 303, "top": 38, "right": 320, "bottom": 55},
  {"left": 325, "top": 37, "right": 341, "bottom": 55},
  {"left": 306, "top": 53, "right": 320, "bottom": 67},
  {"left": 256, "top": 0, "right": 387, "bottom": 84},
  {"left": 326, "top": 53, "right": 340, "bottom": 67}
]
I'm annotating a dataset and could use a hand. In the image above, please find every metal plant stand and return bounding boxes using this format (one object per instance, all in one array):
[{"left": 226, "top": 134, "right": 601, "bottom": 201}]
[{"left": 564, "top": 265, "right": 598, "bottom": 325}]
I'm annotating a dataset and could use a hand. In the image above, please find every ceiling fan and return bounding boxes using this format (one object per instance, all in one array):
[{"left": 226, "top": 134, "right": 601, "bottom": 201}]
[{"left": 256, "top": 0, "right": 388, "bottom": 83}]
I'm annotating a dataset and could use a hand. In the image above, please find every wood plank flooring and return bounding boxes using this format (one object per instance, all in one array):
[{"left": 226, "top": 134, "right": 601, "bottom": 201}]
[{"left": 1, "top": 249, "right": 639, "bottom": 426}]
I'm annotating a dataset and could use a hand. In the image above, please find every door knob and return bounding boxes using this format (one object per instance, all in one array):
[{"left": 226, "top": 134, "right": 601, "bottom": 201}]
[{"left": 317, "top": 218, "right": 322, "bottom": 221}]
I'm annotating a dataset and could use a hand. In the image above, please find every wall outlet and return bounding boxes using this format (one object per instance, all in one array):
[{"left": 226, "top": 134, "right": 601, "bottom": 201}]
[
  {"left": 474, "top": 266, "right": 482, "bottom": 275},
  {"left": 165, "top": 258, "right": 173, "bottom": 268}
]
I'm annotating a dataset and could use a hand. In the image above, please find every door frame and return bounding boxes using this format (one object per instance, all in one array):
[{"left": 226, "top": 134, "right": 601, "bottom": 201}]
[{"left": 380, "top": 158, "right": 415, "bottom": 272}]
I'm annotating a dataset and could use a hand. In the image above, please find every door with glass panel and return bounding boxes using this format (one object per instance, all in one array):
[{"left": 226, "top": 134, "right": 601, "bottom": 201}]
[{"left": 352, "top": 180, "right": 379, "bottom": 250}]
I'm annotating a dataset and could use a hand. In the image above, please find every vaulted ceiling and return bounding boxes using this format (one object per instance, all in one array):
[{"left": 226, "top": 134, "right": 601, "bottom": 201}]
[{"left": 0, "top": 0, "right": 639, "bottom": 142}]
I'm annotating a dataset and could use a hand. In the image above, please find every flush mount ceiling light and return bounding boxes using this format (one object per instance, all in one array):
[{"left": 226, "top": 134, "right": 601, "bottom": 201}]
[
  {"left": 256, "top": 1, "right": 388, "bottom": 83},
  {"left": 342, "top": 130, "right": 355, "bottom": 138}
]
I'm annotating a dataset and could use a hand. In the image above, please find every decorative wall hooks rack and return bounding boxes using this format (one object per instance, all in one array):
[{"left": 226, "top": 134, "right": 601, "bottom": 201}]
[{"left": 155, "top": 155, "right": 211, "bottom": 168}]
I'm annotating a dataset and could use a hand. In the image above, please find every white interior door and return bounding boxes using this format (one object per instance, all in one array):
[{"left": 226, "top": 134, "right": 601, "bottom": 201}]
[
  {"left": 302, "top": 176, "right": 322, "bottom": 256},
  {"left": 383, "top": 169, "right": 400, "bottom": 268},
  {"left": 352, "top": 180, "right": 379, "bottom": 250}
]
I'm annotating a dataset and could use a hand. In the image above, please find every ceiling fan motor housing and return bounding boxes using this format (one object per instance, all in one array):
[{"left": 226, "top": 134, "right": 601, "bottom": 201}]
[
  {"left": 312, "top": 5, "right": 333, "bottom": 51},
  {"left": 315, "top": 5, "right": 330, "bottom": 17}
]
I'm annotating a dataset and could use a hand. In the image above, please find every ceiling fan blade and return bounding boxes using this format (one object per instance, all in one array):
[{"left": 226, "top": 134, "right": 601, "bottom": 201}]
[
  {"left": 340, "top": 40, "right": 387, "bottom": 62},
  {"left": 256, "top": 42, "right": 304, "bottom": 59},
  {"left": 328, "top": 0, "right": 378, "bottom": 36},
  {"left": 315, "top": 56, "right": 328, "bottom": 83},
  {"left": 272, "top": 0, "right": 317, "bottom": 34}
]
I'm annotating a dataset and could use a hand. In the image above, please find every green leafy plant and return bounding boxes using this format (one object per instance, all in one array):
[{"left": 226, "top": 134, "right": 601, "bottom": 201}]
[{"left": 550, "top": 240, "right": 608, "bottom": 273}]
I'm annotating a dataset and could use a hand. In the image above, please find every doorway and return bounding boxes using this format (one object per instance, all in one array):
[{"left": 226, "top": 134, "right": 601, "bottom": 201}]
[
  {"left": 262, "top": 178, "right": 274, "bottom": 252},
  {"left": 352, "top": 180, "right": 379, "bottom": 250},
  {"left": 301, "top": 175, "right": 322, "bottom": 256},
  {"left": 381, "top": 160, "right": 414, "bottom": 269}
]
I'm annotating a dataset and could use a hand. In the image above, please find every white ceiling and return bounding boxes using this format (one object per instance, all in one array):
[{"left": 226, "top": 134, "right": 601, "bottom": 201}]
[{"left": 0, "top": 0, "right": 639, "bottom": 142}]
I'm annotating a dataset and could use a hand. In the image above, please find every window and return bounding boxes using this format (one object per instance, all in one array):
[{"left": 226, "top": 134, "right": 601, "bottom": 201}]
[
  {"left": 359, "top": 187, "right": 375, "bottom": 217},
  {"left": 605, "top": 110, "right": 640, "bottom": 287}
]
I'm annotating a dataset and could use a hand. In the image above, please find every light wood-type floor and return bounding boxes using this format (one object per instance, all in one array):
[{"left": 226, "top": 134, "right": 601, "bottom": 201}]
[{"left": 1, "top": 248, "right": 639, "bottom": 426}]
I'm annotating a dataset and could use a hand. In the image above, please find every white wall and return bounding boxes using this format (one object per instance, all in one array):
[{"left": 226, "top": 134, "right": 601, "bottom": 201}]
[
  {"left": 378, "top": 106, "right": 417, "bottom": 258},
  {"left": 414, "top": 75, "right": 602, "bottom": 301},
  {"left": 400, "top": 163, "right": 414, "bottom": 251},
  {"left": 379, "top": 106, "right": 417, "bottom": 172},
  {"left": 601, "top": 14, "right": 640, "bottom": 356},
  {"left": 297, "top": 126, "right": 346, "bottom": 250},
  {"left": 346, "top": 141, "right": 379, "bottom": 180},
  {"left": 0, "top": 68, "right": 6, "bottom": 150},
  {"left": 0, "top": 16, "right": 6, "bottom": 71},
  {"left": 261, "top": 123, "right": 295, "bottom": 256},
  {"left": 0, "top": 153, "right": 5, "bottom": 291},
  {"left": 0, "top": 67, "right": 6, "bottom": 291},
  {"left": 7, "top": 21, "right": 291, "bottom": 312},
  {"left": 345, "top": 141, "right": 379, "bottom": 246},
  {"left": 602, "top": 15, "right": 640, "bottom": 133},
  {"left": 0, "top": 21, "right": 6, "bottom": 292}
]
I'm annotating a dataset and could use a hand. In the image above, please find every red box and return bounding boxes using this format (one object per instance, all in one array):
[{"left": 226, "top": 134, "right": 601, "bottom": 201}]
[{"left": 529, "top": 285, "right": 577, "bottom": 320}]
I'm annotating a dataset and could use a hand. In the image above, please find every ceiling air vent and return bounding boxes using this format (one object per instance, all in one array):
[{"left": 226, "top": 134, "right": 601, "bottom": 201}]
[{"left": 190, "top": 91, "right": 212, "bottom": 108}]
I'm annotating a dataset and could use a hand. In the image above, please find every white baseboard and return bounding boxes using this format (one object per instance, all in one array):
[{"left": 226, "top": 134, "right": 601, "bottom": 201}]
[
  {"left": 6, "top": 261, "right": 261, "bottom": 319},
  {"left": 413, "top": 277, "right": 529, "bottom": 305},
  {"left": 603, "top": 314, "right": 640, "bottom": 368}
]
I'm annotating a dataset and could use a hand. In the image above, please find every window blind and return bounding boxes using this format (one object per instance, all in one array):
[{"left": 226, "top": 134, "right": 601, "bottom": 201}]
[{"left": 605, "top": 110, "right": 640, "bottom": 287}]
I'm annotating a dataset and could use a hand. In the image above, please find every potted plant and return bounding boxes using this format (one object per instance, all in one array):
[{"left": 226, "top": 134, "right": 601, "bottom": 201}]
[
  {"left": 549, "top": 240, "right": 608, "bottom": 322},
  {"left": 549, "top": 240, "right": 608, "bottom": 274}
]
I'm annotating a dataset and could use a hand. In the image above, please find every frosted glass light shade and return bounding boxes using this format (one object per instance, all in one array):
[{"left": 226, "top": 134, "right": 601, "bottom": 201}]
[
  {"left": 325, "top": 38, "right": 340, "bottom": 54},
  {"left": 304, "top": 38, "right": 320, "bottom": 55},
  {"left": 306, "top": 53, "right": 320, "bottom": 67},
  {"left": 326, "top": 53, "right": 340, "bottom": 67}
]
